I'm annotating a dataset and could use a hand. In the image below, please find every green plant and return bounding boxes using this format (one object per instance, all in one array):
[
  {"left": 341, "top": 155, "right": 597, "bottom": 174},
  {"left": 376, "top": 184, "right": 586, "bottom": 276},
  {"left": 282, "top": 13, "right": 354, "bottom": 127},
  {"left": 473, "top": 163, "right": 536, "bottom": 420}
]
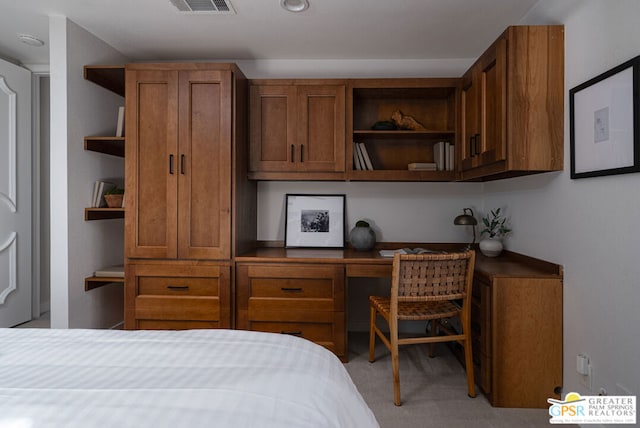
[
  {"left": 480, "top": 208, "right": 512, "bottom": 238},
  {"left": 105, "top": 186, "right": 124, "bottom": 195}
]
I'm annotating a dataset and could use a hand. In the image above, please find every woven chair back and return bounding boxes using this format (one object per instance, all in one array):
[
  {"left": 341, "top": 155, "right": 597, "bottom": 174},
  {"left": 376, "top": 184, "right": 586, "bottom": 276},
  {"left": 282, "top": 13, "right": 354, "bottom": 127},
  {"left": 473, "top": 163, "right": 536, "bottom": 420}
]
[{"left": 392, "top": 251, "right": 474, "bottom": 303}]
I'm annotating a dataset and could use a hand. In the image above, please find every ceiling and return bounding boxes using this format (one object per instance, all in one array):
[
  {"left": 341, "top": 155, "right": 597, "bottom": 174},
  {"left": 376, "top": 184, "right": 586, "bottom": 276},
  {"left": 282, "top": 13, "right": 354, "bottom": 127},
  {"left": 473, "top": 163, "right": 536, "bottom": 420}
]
[{"left": 0, "top": 0, "right": 551, "bottom": 67}]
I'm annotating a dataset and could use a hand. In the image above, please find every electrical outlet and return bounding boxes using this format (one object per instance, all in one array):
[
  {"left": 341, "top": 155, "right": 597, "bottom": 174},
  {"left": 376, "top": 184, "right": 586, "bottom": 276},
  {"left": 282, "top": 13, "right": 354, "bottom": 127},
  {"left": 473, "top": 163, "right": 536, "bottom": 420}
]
[{"left": 580, "top": 365, "right": 592, "bottom": 390}]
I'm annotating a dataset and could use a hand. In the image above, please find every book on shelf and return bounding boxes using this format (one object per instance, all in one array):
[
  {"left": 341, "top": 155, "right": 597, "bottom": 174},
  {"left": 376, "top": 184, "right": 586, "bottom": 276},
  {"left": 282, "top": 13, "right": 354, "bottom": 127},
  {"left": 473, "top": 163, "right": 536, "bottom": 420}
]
[
  {"left": 358, "top": 142, "right": 374, "bottom": 170},
  {"left": 115, "top": 106, "right": 125, "bottom": 137},
  {"left": 379, "top": 248, "right": 445, "bottom": 257},
  {"left": 94, "top": 265, "right": 125, "bottom": 278},
  {"left": 408, "top": 162, "right": 437, "bottom": 171},
  {"left": 353, "top": 142, "right": 363, "bottom": 170},
  {"left": 91, "top": 180, "right": 115, "bottom": 208},
  {"left": 433, "top": 141, "right": 454, "bottom": 171},
  {"left": 447, "top": 144, "right": 455, "bottom": 171}
]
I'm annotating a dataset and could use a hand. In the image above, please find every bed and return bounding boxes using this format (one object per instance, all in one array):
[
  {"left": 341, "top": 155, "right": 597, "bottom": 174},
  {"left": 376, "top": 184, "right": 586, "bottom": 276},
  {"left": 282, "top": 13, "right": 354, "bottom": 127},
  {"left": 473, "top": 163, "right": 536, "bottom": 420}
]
[{"left": 0, "top": 328, "right": 378, "bottom": 428}]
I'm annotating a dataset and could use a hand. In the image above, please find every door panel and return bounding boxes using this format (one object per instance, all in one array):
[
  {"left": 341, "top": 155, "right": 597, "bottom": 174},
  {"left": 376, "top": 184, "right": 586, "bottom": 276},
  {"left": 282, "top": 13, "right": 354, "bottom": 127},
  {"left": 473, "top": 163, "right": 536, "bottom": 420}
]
[
  {"left": 125, "top": 70, "right": 178, "bottom": 259},
  {"left": 479, "top": 37, "right": 507, "bottom": 165},
  {"left": 0, "top": 59, "right": 31, "bottom": 327},
  {"left": 178, "top": 70, "right": 231, "bottom": 259}
]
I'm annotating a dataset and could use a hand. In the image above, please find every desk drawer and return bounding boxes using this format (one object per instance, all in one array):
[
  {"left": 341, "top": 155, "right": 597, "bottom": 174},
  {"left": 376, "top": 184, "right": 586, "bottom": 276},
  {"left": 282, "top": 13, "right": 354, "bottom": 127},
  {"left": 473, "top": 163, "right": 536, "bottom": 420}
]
[
  {"left": 135, "top": 295, "right": 219, "bottom": 321},
  {"left": 249, "top": 278, "right": 333, "bottom": 299},
  {"left": 346, "top": 264, "right": 392, "bottom": 278},
  {"left": 138, "top": 277, "right": 219, "bottom": 296}
]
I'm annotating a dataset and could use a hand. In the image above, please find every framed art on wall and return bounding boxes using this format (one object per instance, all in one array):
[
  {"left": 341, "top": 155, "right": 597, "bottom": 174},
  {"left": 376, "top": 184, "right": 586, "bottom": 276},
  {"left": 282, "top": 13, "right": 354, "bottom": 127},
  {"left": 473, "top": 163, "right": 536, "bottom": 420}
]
[
  {"left": 285, "top": 194, "right": 346, "bottom": 248},
  {"left": 570, "top": 55, "right": 640, "bottom": 179}
]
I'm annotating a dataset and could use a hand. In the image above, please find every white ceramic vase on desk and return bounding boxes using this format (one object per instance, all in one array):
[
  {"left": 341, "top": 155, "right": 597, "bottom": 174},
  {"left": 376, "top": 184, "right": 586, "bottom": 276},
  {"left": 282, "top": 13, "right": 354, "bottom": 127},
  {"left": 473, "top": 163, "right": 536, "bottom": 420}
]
[{"left": 479, "top": 237, "right": 503, "bottom": 257}]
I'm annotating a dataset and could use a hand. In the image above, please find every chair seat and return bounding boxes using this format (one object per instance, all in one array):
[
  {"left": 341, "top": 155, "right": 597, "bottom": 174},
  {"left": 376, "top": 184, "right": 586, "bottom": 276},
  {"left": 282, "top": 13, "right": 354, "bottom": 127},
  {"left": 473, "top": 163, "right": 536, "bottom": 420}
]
[{"left": 369, "top": 295, "right": 461, "bottom": 321}]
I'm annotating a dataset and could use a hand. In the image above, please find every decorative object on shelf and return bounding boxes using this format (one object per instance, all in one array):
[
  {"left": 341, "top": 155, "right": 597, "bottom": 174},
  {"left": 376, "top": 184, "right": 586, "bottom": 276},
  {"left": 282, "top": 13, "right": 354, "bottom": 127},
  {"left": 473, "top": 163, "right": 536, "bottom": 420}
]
[
  {"left": 103, "top": 187, "right": 124, "bottom": 208},
  {"left": 390, "top": 110, "right": 426, "bottom": 130},
  {"left": 479, "top": 208, "right": 512, "bottom": 257},
  {"left": 349, "top": 220, "right": 376, "bottom": 251},
  {"left": 285, "top": 194, "right": 346, "bottom": 248},
  {"left": 371, "top": 120, "right": 397, "bottom": 130},
  {"left": 570, "top": 55, "right": 640, "bottom": 179},
  {"left": 453, "top": 208, "right": 478, "bottom": 250}
]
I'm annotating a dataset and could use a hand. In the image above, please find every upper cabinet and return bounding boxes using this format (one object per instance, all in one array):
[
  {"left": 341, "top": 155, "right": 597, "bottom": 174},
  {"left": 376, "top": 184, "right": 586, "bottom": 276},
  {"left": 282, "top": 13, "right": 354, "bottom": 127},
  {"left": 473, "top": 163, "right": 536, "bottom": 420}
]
[
  {"left": 248, "top": 80, "right": 346, "bottom": 180},
  {"left": 125, "top": 64, "right": 240, "bottom": 260},
  {"left": 460, "top": 25, "right": 564, "bottom": 181},
  {"left": 348, "top": 78, "right": 460, "bottom": 181}
]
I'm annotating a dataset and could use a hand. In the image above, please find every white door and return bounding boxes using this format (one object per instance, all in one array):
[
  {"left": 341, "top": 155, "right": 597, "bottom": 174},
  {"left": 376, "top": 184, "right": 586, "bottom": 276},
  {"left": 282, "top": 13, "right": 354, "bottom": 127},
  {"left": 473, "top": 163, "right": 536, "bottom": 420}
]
[{"left": 0, "top": 58, "right": 32, "bottom": 327}]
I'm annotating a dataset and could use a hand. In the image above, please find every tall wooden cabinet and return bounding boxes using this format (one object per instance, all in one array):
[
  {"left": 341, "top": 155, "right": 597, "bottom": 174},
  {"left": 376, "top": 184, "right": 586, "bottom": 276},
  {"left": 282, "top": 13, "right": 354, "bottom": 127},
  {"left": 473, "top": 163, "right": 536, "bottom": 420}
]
[
  {"left": 124, "top": 63, "right": 256, "bottom": 330},
  {"left": 248, "top": 80, "right": 346, "bottom": 180},
  {"left": 460, "top": 25, "right": 564, "bottom": 181}
]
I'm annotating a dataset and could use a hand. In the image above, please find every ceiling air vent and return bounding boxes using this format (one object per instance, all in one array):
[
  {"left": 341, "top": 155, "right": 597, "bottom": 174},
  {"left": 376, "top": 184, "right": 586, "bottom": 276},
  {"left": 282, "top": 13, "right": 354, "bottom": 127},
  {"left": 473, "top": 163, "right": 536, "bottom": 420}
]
[{"left": 169, "top": 0, "right": 236, "bottom": 14}]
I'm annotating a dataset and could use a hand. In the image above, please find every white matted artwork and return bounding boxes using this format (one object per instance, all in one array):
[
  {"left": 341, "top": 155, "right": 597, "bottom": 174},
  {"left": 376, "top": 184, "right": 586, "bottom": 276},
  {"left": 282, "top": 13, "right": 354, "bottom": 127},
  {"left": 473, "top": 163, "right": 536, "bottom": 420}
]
[
  {"left": 570, "top": 55, "right": 640, "bottom": 179},
  {"left": 285, "top": 194, "right": 345, "bottom": 248}
]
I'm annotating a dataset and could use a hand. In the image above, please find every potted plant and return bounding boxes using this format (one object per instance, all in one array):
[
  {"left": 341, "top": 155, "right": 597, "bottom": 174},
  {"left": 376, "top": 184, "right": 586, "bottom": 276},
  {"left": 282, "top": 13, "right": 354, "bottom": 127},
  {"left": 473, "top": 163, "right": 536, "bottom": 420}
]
[
  {"left": 103, "top": 187, "right": 124, "bottom": 208},
  {"left": 479, "top": 208, "right": 512, "bottom": 257}
]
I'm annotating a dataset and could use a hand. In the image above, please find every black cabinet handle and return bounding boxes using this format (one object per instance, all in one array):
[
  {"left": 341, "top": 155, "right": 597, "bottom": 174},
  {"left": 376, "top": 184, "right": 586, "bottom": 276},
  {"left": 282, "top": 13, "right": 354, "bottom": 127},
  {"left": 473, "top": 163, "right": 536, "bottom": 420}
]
[
  {"left": 281, "top": 287, "right": 303, "bottom": 293},
  {"left": 169, "top": 154, "right": 174, "bottom": 174},
  {"left": 474, "top": 133, "right": 481, "bottom": 155},
  {"left": 300, "top": 145, "right": 304, "bottom": 162},
  {"left": 180, "top": 154, "right": 185, "bottom": 175},
  {"left": 281, "top": 331, "right": 303, "bottom": 336},
  {"left": 469, "top": 136, "right": 475, "bottom": 158},
  {"left": 167, "top": 285, "right": 189, "bottom": 291},
  {"left": 290, "top": 144, "right": 295, "bottom": 162}
]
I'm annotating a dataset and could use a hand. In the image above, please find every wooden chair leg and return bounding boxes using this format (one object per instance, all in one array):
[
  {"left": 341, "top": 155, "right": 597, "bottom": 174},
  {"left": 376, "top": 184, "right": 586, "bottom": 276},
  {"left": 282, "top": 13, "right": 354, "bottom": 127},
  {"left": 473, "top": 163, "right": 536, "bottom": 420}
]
[
  {"left": 391, "top": 320, "right": 401, "bottom": 406},
  {"left": 463, "top": 337, "right": 476, "bottom": 398},
  {"left": 368, "top": 306, "right": 376, "bottom": 363}
]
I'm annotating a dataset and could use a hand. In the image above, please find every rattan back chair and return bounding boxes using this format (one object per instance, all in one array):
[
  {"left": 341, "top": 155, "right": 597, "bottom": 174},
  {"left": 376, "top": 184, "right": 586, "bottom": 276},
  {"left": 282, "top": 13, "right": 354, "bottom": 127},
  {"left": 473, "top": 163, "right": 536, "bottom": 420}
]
[{"left": 368, "top": 250, "right": 476, "bottom": 406}]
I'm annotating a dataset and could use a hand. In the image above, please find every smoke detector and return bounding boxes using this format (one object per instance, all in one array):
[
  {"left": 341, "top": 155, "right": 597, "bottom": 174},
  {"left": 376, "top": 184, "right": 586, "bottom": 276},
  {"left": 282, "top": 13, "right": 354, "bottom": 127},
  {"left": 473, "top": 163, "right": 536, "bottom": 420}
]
[{"left": 169, "top": 0, "right": 236, "bottom": 14}]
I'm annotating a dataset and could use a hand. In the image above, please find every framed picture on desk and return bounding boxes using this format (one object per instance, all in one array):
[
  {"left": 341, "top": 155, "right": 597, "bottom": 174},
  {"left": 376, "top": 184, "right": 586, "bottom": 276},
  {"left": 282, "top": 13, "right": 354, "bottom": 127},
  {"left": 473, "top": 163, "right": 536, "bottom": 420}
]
[{"left": 285, "top": 194, "right": 345, "bottom": 248}]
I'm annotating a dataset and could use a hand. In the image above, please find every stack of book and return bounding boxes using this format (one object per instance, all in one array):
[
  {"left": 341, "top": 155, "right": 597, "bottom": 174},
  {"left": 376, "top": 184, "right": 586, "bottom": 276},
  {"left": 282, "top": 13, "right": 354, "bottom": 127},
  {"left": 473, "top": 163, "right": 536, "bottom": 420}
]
[
  {"left": 433, "top": 141, "right": 455, "bottom": 171},
  {"left": 91, "top": 180, "right": 115, "bottom": 208},
  {"left": 353, "top": 142, "right": 374, "bottom": 170}
]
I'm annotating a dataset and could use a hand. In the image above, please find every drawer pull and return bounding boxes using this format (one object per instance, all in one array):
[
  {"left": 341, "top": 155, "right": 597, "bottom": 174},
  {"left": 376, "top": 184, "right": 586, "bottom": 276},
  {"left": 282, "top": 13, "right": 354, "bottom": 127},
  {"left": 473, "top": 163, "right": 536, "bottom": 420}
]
[
  {"left": 281, "top": 287, "right": 303, "bottom": 293},
  {"left": 281, "top": 330, "right": 303, "bottom": 336},
  {"left": 167, "top": 285, "right": 189, "bottom": 291}
]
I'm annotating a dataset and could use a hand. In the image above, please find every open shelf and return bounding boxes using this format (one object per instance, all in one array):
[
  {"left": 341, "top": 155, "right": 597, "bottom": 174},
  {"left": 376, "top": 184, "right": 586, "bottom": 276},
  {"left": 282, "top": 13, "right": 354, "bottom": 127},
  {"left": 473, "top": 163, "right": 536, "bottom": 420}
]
[
  {"left": 84, "top": 208, "right": 125, "bottom": 221},
  {"left": 84, "top": 136, "right": 125, "bottom": 157},
  {"left": 83, "top": 65, "right": 125, "bottom": 96},
  {"left": 85, "top": 276, "right": 124, "bottom": 291}
]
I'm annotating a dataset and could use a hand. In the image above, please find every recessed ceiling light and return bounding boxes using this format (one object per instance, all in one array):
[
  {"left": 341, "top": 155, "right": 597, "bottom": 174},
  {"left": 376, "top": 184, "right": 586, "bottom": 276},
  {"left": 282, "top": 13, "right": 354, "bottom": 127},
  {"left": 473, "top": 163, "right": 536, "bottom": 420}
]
[
  {"left": 281, "top": 0, "right": 309, "bottom": 13},
  {"left": 18, "top": 34, "right": 45, "bottom": 47}
]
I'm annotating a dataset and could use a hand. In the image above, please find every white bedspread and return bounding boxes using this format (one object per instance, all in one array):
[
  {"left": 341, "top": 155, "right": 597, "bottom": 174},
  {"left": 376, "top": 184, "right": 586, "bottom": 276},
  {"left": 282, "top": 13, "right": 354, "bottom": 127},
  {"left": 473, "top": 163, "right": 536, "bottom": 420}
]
[{"left": 0, "top": 328, "right": 378, "bottom": 428}]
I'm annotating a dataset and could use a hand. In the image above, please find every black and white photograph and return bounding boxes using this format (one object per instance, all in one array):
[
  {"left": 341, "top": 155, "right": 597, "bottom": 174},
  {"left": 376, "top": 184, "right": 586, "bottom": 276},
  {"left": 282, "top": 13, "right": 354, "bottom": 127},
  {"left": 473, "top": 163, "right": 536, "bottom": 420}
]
[
  {"left": 570, "top": 55, "right": 640, "bottom": 179},
  {"left": 285, "top": 194, "right": 345, "bottom": 248}
]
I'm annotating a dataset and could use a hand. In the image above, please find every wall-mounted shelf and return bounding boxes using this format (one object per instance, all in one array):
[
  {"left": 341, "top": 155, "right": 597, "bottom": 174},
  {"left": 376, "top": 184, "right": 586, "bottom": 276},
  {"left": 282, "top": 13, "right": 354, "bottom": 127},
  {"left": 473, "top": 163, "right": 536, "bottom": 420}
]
[
  {"left": 85, "top": 276, "right": 124, "bottom": 291},
  {"left": 83, "top": 65, "right": 125, "bottom": 96},
  {"left": 84, "top": 136, "right": 125, "bottom": 157},
  {"left": 84, "top": 208, "right": 125, "bottom": 221}
]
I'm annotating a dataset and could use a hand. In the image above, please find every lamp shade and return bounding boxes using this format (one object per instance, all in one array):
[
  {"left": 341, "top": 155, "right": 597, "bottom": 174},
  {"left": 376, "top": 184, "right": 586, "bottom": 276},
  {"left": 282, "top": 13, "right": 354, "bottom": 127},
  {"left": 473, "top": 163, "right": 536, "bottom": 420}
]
[{"left": 454, "top": 208, "right": 477, "bottom": 226}]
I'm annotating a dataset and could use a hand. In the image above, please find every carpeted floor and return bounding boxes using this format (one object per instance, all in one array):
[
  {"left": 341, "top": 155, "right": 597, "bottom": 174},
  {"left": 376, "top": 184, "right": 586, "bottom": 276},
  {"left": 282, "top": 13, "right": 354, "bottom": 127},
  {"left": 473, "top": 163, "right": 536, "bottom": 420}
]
[{"left": 344, "top": 332, "right": 574, "bottom": 428}]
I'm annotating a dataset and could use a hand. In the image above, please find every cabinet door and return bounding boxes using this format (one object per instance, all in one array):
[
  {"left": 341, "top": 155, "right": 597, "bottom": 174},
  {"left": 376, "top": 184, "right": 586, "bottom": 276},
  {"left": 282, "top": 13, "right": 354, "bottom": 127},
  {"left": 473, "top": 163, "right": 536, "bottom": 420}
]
[
  {"left": 460, "top": 67, "right": 480, "bottom": 171},
  {"left": 478, "top": 37, "right": 507, "bottom": 166},
  {"left": 297, "top": 85, "right": 345, "bottom": 172},
  {"left": 177, "top": 70, "right": 232, "bottom": 259},
  {"left": 125, "top": 69, "right": 179, "bottom": 259},
  {"left": 249, "top": 85, "right": 297, "bottom": 172}
]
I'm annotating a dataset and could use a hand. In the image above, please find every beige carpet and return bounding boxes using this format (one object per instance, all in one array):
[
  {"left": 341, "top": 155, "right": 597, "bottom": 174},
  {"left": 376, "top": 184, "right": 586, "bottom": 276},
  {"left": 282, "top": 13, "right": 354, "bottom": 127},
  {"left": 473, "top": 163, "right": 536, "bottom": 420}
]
[{"left": 344, "top": 332, "right": 574, "bottom": 428}]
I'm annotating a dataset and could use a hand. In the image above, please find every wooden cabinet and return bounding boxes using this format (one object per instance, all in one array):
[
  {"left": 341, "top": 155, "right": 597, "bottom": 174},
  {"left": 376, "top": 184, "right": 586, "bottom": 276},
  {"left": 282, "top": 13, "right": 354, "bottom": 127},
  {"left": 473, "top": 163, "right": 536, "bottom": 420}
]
[
  {"left": 124, "top": 63, "right": 256, "bottom": 330},
  {"left": 125, "top": 261, "right": 231, "bottom": 329},
  {"left": 236, "top": 263, "right": 346, "bottom": 359},
  {"left": 348, "top": 78, "right": 460, "bottom": 181},
  {"left": 460, "top": 25, "right": 564, "bottom": 181},
  {"left": 248, "top": 80, "right": 346, "bottom": 180},
  {"left": 466, "top": 252, "right": 563, "bottom": 408}
]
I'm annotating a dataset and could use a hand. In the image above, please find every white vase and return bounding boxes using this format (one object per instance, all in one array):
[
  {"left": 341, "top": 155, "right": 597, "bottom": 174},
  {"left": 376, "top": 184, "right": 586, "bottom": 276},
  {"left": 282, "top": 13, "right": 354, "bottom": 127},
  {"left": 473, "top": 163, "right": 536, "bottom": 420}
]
[{"left": 479, "top": 237, "right": 503, "bottom": 257}]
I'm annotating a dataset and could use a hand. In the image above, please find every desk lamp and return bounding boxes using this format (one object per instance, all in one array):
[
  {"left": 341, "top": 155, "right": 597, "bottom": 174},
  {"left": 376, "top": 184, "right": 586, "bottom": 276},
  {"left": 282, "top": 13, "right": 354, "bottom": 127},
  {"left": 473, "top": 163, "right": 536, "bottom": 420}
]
[{"left": 454, "top": 208, "right": 478, "bottom": 250}]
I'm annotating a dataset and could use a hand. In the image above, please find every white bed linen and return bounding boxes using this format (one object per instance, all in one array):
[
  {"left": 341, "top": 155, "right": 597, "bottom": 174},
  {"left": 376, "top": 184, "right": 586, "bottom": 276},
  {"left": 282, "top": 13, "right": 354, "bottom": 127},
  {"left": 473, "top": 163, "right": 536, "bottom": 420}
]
[{"left": 0, "top": 328, "right": 378, "bottom": 428}]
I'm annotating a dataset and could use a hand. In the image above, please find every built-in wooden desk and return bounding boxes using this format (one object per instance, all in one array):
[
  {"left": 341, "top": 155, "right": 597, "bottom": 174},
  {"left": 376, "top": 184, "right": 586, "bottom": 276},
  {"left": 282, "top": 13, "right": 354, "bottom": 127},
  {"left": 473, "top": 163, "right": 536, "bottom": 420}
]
[{"left": 235, "top": 245, "right": 563, "bottom": 408}]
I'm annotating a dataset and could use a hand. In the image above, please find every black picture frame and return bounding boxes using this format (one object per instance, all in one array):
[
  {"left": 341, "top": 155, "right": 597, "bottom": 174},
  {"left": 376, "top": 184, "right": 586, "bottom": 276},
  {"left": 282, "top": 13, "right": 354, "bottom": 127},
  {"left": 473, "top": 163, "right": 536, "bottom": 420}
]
[
  {"left": 570, "top": 55, "right": 640, "bottom": 179},
  {"left": 284, "top": 194, "right": 346, "bottom": 248}
]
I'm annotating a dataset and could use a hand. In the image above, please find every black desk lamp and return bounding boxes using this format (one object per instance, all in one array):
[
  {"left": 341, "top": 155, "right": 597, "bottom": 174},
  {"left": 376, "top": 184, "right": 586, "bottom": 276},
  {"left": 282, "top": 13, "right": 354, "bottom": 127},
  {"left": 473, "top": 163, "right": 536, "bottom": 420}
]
[{"left": 454, "top": 208, "right": 478, "bottom": 250}]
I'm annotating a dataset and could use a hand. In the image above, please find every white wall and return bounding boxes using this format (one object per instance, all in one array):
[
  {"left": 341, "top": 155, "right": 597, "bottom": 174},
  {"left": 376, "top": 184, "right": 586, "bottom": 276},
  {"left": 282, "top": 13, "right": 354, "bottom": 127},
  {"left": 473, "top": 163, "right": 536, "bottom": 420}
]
[
  {"left": 49, "top": 17, "right": 129, "bottom": 328},
  {"left": 483, "top": 0, "right": 640, "bottom": 399}
]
